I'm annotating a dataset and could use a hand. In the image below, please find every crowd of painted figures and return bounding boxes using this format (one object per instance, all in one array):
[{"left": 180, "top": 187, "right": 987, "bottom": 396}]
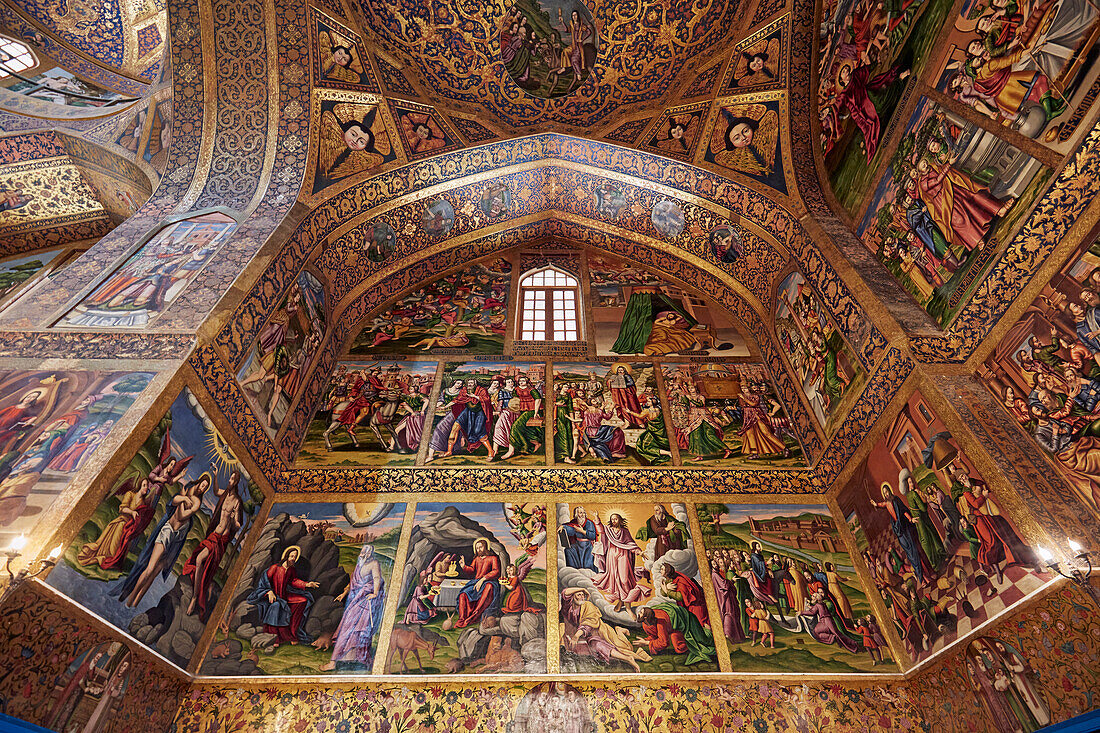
[
  {"left": 865, "top": 463, "right": 1040, "bottom": 658},
  {"left": 554, "top": 366, "right": 670, "bottom": 465},
  {"left": 664, "top": 370, "right": 794, "bottom": 461},
  {"left": 706, "top": 545, "right": 888, "bottom": 666},
  {"left": 558, "top": 505, "right": 717, "bottom": 672},
  {"left": 351, "top": 260, "right": 511, "bottom": 355},
  {"left": 1002, "top": 267, "right": 1100, "bottom": 516},
  {"left": 966, "top": 638, "right": 1052, "bottom": 733},
  {"left": 427, "top": 367, "right": 546, "bottom": 463},
  {"left": 320, "top": 363, "right": 433, "bottom": 454}
]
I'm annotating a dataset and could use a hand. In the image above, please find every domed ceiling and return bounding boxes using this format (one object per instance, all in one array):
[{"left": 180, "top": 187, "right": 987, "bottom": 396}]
[{"left": 352, "top": 0, "right": 746, "bottom": 131}]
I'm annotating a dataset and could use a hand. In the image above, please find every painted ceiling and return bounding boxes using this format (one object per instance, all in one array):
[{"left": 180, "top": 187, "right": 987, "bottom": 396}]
[
  {"left": 351, "top": 0, "right": 747, "bottom": 132},
  {"left": 0, "top": 0, "right": 1097, "bottom": 723}
]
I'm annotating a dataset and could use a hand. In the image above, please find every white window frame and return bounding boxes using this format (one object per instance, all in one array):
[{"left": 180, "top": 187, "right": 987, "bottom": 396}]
[{"left": 518, "top": 266, "right": 581, "bottom": 342}]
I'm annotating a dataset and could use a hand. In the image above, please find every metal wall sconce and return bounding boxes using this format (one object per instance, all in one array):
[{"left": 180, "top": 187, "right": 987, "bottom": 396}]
[
  {"left": 1038, "top": 540, "right": 1100, "bottom": 610},
  {"left": 0, "top": 535, "right": 63, "bottom": 607}
]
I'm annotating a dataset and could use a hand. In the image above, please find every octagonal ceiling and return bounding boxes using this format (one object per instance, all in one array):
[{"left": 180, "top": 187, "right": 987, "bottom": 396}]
[{"left": 352, "top": 0, "right": 745, "bottom": 132}]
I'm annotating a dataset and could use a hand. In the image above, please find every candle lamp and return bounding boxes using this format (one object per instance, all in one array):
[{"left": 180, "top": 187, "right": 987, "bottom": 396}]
[
  {"left": 0, "top": 536, "right": 63, "bottom": 607},
  {"left": 1037, "top": 540, "right": 1100, "bottom": 609}
]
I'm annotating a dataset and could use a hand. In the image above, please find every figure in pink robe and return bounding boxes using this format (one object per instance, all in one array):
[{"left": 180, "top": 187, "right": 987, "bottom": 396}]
[{"left": 593, "top": 513, "right": 647, "bottom": 610}]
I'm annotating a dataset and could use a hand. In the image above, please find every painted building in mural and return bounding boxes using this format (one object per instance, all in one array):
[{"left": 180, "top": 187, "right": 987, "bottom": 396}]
[{"left": 0, "top": 0, "right": 1096, "bottom": 728}]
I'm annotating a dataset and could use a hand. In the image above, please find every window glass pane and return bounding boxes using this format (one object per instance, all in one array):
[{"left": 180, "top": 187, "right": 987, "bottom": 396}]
[{"left": 0, "top": 38, "right": 35, "bottom": 77}]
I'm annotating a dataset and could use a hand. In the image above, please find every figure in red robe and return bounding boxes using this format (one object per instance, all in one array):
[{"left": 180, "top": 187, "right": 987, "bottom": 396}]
[
  {"left": 659, "top": 563, "right": 709, "bottom": 628},
  {"left": 500, "top": 555, "right": 541, "bottom": 614},
  {"left": 182, "top": 471, "right": 244, "bottom": 617},
  {"left": 832, "top": 60, "right": 909, "bottom": 162},
  {"left": 248, "top": 545, "right": 320, "bottom": 645},
  {"left": 455, "top": 538, "right": 502, "bottom": 627}
]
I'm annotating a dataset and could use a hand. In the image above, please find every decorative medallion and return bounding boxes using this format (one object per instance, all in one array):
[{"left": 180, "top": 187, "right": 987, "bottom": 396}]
[{"left": 500, "top": 0, "right": 598, "bottom": 98}]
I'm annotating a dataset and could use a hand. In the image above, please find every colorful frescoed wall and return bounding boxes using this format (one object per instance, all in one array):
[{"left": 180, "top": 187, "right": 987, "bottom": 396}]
[
  {"left": 837, "top": 391, "right": 1053, "bottom": 665},
  {"left": 47, "top": 387, "right": 264, "bottom": 669}
]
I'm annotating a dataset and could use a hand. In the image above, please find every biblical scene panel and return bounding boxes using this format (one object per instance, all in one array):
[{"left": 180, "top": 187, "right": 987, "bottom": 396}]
[
  {"left": 0, "top": 369, "right": 154, "bottom": 547},
  {"left": 348, "top": 258, "right": 512, "bottom": 357},
  {"left": 663, "top": 363, "right": 805, "bottom": 467},
  {"left": 836, "top": 392, "right": 1051, "bottom": 664},
  {"left": 237, "top": 268, "right": 326, "bottom": 435},
  {"left": 818, "top": 0, "right": 956, "bottom": 212},
  {"left": 499, "top": 0, "right": 598, "bottom": 98},
  {"left": 424, "top": 362, "right": 546, "bottom": 466},
  {"left": 697, "top": 503, "right": 891, "bottom": 672},
  {"left": 980, "top": 237, "right": 1100, "bottom": 521},
  {"left": 775, "top": 272, "right": 867, "bottom": 432},
  {"left": 552, "top": 362, "right": 670, "bottom": 467},
  {"left": 0, "top": 247, "right": 68, "bottom": 312},
  {"left": 390, "top": 502, "right": 547, "bottom": 674},
  {"left": 931, "top": 0, "right": 1100, "bottom": 150},
  {"left": 0, "top": 67, "right": 124, "bottom": 109},
  {"left": 60, "top": 212, "right": 237, "bottom": 328},
  {"left": 587, "top": 253, "right": 750, "bottom": 358},
  {"left": 48, "top": 388, "right": 263, "bottom": 669},
  {"left": 296, "top": 360, "right": 437, "bottom": 467},
  {"left": 557, "top": 502, "right": 719, "bottom": 673},
  {"left": 202, "top": 502, "right": 405, "bottom": 676},
  {"left": 856, "top": 97, "right": 1051, "bottom": 327},
  {"left": 44, "top": 640, "right": 133, "bottom": 731},
  {"left": 964, "top": 636, "right": 1052, "bottom": 732}
]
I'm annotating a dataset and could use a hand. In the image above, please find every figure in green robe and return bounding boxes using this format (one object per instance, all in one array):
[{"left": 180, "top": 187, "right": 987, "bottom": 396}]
[
  {"left": 620, "top": 396, "right": 670, "bottom": 465},
  {"left": 637, "top": 603, "right": 716, "bottom": 666},
  {"left": 900, "top": 469, "right": 944, "bottom": 570},
  {"left": 554, "top": 386, "right": 575, "bottom": 463},
  {"left": 611, "top": 287, "right": 697, "bottom": 355}
]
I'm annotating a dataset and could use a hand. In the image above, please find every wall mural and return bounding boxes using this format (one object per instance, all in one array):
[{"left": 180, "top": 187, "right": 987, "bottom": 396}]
[
  {"left": 964, "top": 636, "right": 1052, "bottom": 732},
  {"left": 704, "top": 93, "right": 788, "bottom": 195},
  {"left": 817, "top": 0, "right": 954, "bottom": 213},
  {"left": 723, "top": 16, "right": 788, "bottom": 93},
  {"left": 47, "top": 387, "right": 263, "bottom": 669},
  {"left": 588, "top": 253, "right": 750, "bottom": 358},
  {"left": 0, "top": 158, "right": 108, "bottom": 237},
  {"left": 297, "top": 360, "right": 437, "bottom": 467},
  {"left": 552, "top": 362, "right": 668, "bottom": 466},
  {"left": 698, "top": 503, "right": 892, "bottom": 672},
  {"left": 238, "top": 268, "right": 326, "bottom": 434},
  {"left": 500, "top": 0, "right": 598, "bottom": 98},
  {"left": 663, "top": 363, "right": 805, "bottom": 467},
  {"left": 390, "top": 502, "right": 546, "bottom": 674},
  {"left": 933, "top": 0, "right": 1100, "bottom": 150},
  {"left": 312, "top": 97, "right": 397, "bottom": 196},
  {"left": 775, "top": 271, "right": 866, "bottom": 432},
  {"left": 0, "top": 369, "right": 153, "bottom": 547},
  {"left": 314, "top": 10, "right": 377, "bottom": 91},
  {"left": 557, "top": 502, "right": 717, "bottom": 673},
  {"left": 836, "top": 391, "right": 1051, "bottom": 664},
  {"left": 348, "top": 258, "right": 512, "bottom": 356},
  {"left": 856, "top": 97, "right": 1051, "bottom": 327},
  {"left": 202, "top": 502, "right": 405, "bottom": 676},
  {"left": 0, "top": 67, "right": 126, "bottom": 109},
  {"left": 389, "top": 99, "right": 462, "bottom": 161},
  {"left": 979, "top": 235, "right": 1100, "bottom": 521},
  {"left": 0, "top": 247, "right": 68, "bottom": 311},
  {"left": 425, "top": 362, "right": 545, "bottom": 466},
  {"left": 44, "top": 640, "right": 132, "bottom": 732},
  {"left": 641, "top": 103, "right": 708, "bottom": 162},
  {"left": 60, "top": 212, "right": 238, "bottom": 329}
]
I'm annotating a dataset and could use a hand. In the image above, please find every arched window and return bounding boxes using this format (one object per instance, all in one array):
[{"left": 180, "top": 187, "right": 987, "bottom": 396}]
[
  {"left": 0, "top": 37, "right": 37, "bottom": 78},
  {"left": 518, "top": 267, "right": 581, "bottom": 341}
]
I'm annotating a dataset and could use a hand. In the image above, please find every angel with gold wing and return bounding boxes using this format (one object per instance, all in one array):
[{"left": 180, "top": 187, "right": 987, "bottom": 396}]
[
  {"left": 732, "top": 36, "right": 780, "bottom": 87},
  {"left": 651, "top": 113, "right": 700, "bottom": 157},
  {"left": 318, "top": 103, "right": 391, "bottom": 185},
  {"left": 319, "top": 29, "right": 366, "bottom": 85},
  {"left": 709, "top": 104, "right": 779, "bottom": 178}
]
